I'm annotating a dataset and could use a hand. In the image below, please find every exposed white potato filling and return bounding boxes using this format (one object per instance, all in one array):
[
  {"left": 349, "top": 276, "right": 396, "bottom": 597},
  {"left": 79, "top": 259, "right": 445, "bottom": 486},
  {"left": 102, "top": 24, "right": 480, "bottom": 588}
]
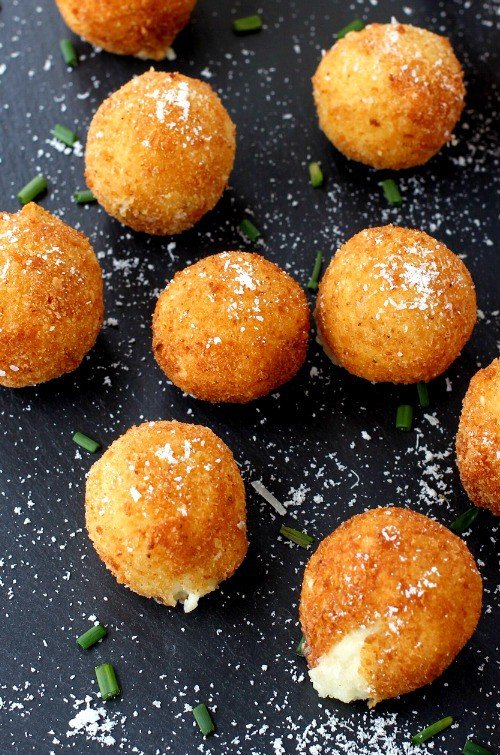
[
  {"left": 309, "top": 626, "right": 375, "bottom": 702},
  {"left": 315, "top": 332, "right": 342, "bottom": 367}
]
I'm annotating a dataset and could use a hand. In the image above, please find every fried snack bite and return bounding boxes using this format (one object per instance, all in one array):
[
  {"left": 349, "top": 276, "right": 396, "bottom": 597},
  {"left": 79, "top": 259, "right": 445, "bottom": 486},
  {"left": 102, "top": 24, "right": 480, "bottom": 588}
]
[
  {"left": 312, "top": 22, "right": 465, "bottom": 169},
  {"left": 456, "top": 358, "right": 500, "bottom": 515},
  {"left": 86, "top": 421, "right": 248, "bottom": 611},
  {"left": 85, "top": 71, "right": 236, "bottom": 235},
  {"left": 152, "top": 251, "right": 310, "bottom": 403},
  {"left": 315, "top": 225, "right": 476, "bottom": 383},
  {"left": 300, "top": 507, "right": 482, "bottom": 706},
  {"left": 54, "top": 0, "right": 196, "bottom": 60},
  {"left": 0, "top": 203, "right": 103, "bottom": 388}
]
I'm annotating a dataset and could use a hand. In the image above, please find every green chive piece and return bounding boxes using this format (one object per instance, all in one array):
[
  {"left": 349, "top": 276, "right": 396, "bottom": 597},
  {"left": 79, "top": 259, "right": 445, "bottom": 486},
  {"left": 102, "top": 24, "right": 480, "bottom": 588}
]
[
  {"left": 233, "top": 14, "right": 262, "bottom": 34},
  {"left": 396, "top": 404, "right": 413, "bottom": 431},
  {"left": 463, "top": 740, "right": 492, "bottom": 755},
  {"left": 95, "top": 663, "right": 120, "bottom": 701},
  {"left": 380, "top": 178, "right": 402, "bottom": 207},
  {"left": 336, "top": 19, "right": 365, "bottom": 39},
  {"left": 239, "top": 218, "right": 261, "bottom": 242},
  {"left": 309, "top": 162, "right": 324, "bottom": 188},
  {"left": 51, "top": 124, "right": 78, "bottom": 147},
  {"left": 60, "top": 39, "right": 78, "bottom": 67},
  {"left": 76, "top": 623, "right": 107, "bottom": 650},
  {"left": 280, "top": 525, "right": 314, "bottom": 549},
  {"left": 73, "top": 189, "right": 96, "bottom": 204},
  {"left": 73, "top": 431, "right": 101, "bottom": 453},
  {"left": 17, "top": 175, "right": 47, "bottom": 206},
  {"left": 451, "top": 507, "right": 480, "bottom": 534},
  {"left": 192, "top": 703, "right": 215, "bottom": 736},
  {"left": 417, "top": 382, "right": 430, "bottom": 407},
  {"left": 307, "top": 251, "right": 323, "bottom": 290},
  {"left": 411, "top": 716, "right": 453, "bottom": 745},
  {"left": 296, "top": 636, "right": 305, "bottom": 656}
]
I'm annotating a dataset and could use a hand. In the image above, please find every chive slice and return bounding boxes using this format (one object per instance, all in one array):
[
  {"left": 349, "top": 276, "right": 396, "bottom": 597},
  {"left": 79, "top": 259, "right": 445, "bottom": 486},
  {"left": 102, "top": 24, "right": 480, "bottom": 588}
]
[
  {"left": 192, "top": 703, "right": 215, "bottom": 736},
  {"left": 51, "top": 124, "right": 78, "bottom": 147},
  {"left": 450, "top": 507, "right": 479, "bottom": 534},
  {"left": 17, "top": 175, "right": 47, "bottom": 206},
  {"left": 307, "top": 251, "right": 323, "bottom": 290},
  {"left": 239, "top": 218, "right": 261, "bottom": 242},
  {"left": 417, "top": 382, "right": 430, "bottom": 407},
  {"left": 233, "top": 14, "right": 262, "bottom": 34},
  {"left": 296, "top": 636, "right": 305, "bottom": 656},
  {"left": 396, "top": 404, "right": 413, "bottom": 431},
  {"left": 309, "top": 162, "right": 324, "bottom": 188},
  {"left": 280, "top": 525, "right": 313, "bottom": 548},
  {"left": 77, "top": 623, "right": 107, "bottom": 650},
  {"left": 73, "top": 189, "right": 96, "bottom": 204},
  {"left": 463, "top": 740, "right": 492, "bottom": 755},
  {"left": 336, "top": 19, "right": 365, "bottom": 39},
  {"left": 411, "top": 716, "right": 453, "bottom": 745},
  {"left": 73, "top": 431, "right": 101, "bottom": 453},
  {"left": 380, "top": 178, "right": 402, "bottom": 207},
  {"left": 95, "top": 663, "right": 120, "bottom": 701},
  {"left": 60, "top": 39, "right": 78, "bottom": 67}
]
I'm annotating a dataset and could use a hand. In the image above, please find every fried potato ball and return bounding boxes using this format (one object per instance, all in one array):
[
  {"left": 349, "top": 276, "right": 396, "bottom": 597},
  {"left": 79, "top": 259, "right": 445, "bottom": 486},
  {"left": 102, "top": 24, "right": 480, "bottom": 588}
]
[
  {"left": 0, "top": 203, "right": 103, "bottom": 388},
  {"left": 54, "top": 0, "right": 196, "bottom": 60},
  {"left": 312, "top": 22, "right": 465, "bottom": 169},
  {"left": 85, "top": 421, "right": 248, "bottom": 611},
  {"left": 300, "top": 507, "right": 482, "bottom": 706},
  {"left": 85, "top": 71, "right": 236, "bottom": 235},
  {"left": 456, "top": 358, "right": 500, "bottom": 515},
  {"left": 152, "top": 251, "right": 310, "bottom": 403},
  {"left": 315, "top": 225, "right": 476, "bottom": 384}
]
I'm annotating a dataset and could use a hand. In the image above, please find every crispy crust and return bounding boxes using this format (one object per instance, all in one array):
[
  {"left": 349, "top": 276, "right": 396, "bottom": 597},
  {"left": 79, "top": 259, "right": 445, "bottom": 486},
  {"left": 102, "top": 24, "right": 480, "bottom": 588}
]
[
  {"left": 85, "top": 421, "right": 248, "bottom": 606},
  {"left": 312, "top": 23, "right": 465, "bottom": 169},
  {"left": 85, "top": 71, "right": 236, "bottom": 235},
  {"left": 0, "top": 203, "right": 103, "bottom": 388},
  {"left": 300, "top": 507, "right": 482, "bottom": 705},
  {"left": 152, "top": 252, "right": 310, "bottom": 403},
  {"left": 456, "top": 358, "right": 500, "bottom": 515},
  {"left": 314, "top": 225, "right": 476, "bottom": 384},
  {"left": 55, "top": 0, "right": 196, "bottom": 60}
]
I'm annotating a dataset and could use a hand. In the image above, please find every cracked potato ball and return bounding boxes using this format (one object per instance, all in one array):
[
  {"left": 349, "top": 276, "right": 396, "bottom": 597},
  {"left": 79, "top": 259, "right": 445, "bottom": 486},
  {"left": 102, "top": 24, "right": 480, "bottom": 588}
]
[
  {"left": 152, "top": 251, "right": 310, "bottom": 403},
  {"left": 85, "top": 71, "right": 236, "bottom": 235},
  {"left": 54, "top": 0, "right": 196, "bottom": 60},
  {"left": 312, "top": 22, "right": 465, "bottom": 169},
  {"left": 0, "top": 203, "right": 103, "bottom": 388},
  {"left": 85, "top": 421, "right": 248, "bottom": 611},
  {"left": 456, "top": 358, "right": 500, "bottom": 516},
  {"left": 300, "top": 507, "right": 482, "bottom": 706},
  {"left": 315, "top": 225, "right": 476, "bottom": 383}
]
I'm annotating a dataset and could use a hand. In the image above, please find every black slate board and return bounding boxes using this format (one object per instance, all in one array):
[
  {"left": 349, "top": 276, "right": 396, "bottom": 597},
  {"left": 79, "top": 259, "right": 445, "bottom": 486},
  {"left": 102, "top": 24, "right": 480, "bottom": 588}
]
[{"left": 0, "top": 1, "right": 498, "bottom": 753}]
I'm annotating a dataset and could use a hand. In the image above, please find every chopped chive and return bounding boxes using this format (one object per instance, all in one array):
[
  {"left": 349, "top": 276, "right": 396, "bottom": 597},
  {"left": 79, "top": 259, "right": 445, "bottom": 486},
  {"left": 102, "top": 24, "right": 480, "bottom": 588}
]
[
  {"left": 417, "top": 382, "right": 430, "bottom": 408},
  {"left": 336, "top": 19, "right": 365, "bottom": 39},
  {"left": 60, "top": 39, "right": 78, "bottom": 67},
  {"left": 51, "top": 124, "right": 78, "bottom": 147},
  {"left": 17, "top": 175, "right": 47, "bottom": 206},
  {"left": 411, "top": 716, "right": 453, "bottom": 745},
  {"left": 451, "top": 507, "right": 479, "bottom": 534},
  {"left": 307, "top": 251, "right": 323, "bottom": 290},
  {"left": 76, "top": 623, "right": 107, "bottom": 650},
  {"left": 308, "top": 162, "right": 324, "bottom": 188},
  {"left": 380, "top": 178, "right": 402, "bottom": 207},
  {"left": 463, "top": 740, "right": 492, "bottom": 755},
  {"left": 73, "top": 431, "right": 101, "bottom": 453},
  {"left": 73, "top": 189, "right": 96, "bottom": 204},
  {"left": 280, "top": 525, "right": 314, "bottom": 549},
  {"left": 192, "top": 703, "right": 215, "bottom": 736},
  {"left": 396, "top": 404, "right": 413, "bottom": 431},
  {"left": 296, "top": 636, "right": 305, "bottom": 656},
  {"left": 233, "top": 14, "right": 262, "bottom": 34},
  {"left": 95, "top": 663, "right": 120, "bottom": 701},
  {"left": 239, "top": 218, "right": 261, "bottom": 242}
]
